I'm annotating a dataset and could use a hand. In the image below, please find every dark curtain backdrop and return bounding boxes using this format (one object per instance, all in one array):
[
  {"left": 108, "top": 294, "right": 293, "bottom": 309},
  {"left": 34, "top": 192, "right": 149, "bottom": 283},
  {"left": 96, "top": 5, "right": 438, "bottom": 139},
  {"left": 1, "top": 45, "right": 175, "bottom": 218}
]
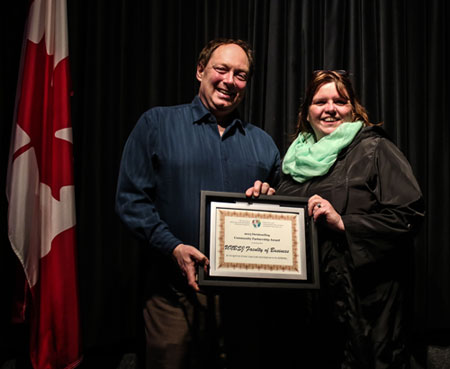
[{"left": 1, "top": 0, "right": 449, "bottom": 366}]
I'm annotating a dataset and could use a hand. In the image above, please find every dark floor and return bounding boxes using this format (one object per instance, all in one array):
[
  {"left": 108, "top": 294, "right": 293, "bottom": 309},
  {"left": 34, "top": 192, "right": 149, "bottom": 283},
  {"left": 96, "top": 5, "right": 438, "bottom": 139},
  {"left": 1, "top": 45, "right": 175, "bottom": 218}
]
[
  {"left": 1, "top": 346, "right": 450, "bottom": 369},
  {"left": 427, "top": 345, "right": 450, "bottom": 369}
]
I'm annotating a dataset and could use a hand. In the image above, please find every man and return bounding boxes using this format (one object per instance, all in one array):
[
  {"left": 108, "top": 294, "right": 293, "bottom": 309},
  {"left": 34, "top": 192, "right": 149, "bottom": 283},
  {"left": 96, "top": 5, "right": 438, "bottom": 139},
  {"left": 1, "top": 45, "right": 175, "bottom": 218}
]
[{"left": 115, "top": 38, "right": 280, "bottom": 369}]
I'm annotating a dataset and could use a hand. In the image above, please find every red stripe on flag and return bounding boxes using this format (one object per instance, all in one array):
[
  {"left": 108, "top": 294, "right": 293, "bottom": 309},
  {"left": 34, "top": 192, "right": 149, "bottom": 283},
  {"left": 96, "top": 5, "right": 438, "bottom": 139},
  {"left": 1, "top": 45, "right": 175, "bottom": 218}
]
[
  {"left": 31, "top": 227, "right": 81, "bottom": 369},
  {"left": 7, "top": 0, "right": 82, "bottom": 367}
]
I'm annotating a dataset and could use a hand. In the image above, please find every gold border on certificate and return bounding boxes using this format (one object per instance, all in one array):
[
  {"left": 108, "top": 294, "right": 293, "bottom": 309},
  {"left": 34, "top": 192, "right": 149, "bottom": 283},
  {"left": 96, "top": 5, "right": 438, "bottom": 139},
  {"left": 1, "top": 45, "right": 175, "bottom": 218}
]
[{"left": 209, "top": 202, "right": 307, "bottom": 280}]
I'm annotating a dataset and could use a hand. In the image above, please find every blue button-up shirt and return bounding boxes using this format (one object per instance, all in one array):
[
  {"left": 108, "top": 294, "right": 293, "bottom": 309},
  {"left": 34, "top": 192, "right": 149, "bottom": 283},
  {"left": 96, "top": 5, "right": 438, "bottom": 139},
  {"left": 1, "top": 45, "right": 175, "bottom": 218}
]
[{"left": 116, "top": 96, "right": 280, "bottom": 255}]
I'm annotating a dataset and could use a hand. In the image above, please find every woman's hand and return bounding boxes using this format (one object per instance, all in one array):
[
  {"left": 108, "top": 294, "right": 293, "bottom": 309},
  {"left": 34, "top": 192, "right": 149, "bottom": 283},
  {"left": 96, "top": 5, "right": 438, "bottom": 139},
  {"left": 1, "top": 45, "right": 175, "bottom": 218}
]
[
  {"left": 308, "top": 195, "right": 345, "bottom": 232},
  {"left": 245, "top": 180, "right": 276, "bottom": 198}
]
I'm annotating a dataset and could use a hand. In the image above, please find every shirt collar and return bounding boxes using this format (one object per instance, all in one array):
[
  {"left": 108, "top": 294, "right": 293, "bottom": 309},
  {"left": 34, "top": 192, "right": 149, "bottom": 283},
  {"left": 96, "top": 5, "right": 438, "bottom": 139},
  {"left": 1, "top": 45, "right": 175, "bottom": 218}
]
[{"left": 190, "top": 96, "right": 246, "bottom": 133}]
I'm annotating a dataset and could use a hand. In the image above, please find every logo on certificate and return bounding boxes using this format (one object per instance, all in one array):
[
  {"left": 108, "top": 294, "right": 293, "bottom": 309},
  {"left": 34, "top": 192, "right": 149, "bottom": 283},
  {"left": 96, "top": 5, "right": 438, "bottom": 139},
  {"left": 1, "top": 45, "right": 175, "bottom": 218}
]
[{"left": 251, "top": 219, "right": 261, "bottom": 228}]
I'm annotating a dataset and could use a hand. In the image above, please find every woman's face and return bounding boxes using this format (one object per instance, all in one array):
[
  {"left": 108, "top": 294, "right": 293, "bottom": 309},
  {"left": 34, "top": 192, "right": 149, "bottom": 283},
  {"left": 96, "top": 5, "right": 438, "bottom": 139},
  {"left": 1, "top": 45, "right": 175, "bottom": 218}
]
[{"left": 307, "top": 82, "right": 353, "bottom": 140}]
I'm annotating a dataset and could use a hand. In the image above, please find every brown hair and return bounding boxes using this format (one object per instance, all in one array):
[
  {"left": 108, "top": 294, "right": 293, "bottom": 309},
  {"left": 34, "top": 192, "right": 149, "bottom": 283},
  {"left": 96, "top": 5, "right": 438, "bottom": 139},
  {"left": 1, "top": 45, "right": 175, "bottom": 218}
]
[
  {"left": 294, "top": 70, "right": 376, "bottom": 138},
  {"left": 197, "top": 38, "right": 255, "bottom": 78}
]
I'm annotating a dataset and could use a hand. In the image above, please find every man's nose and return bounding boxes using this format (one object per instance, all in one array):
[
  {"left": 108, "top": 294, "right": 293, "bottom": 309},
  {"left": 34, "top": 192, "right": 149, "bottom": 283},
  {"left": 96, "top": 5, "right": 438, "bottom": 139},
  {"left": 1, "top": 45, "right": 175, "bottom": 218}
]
[{"left": 223, "top": 71, "right": 235, "bottom": 84}]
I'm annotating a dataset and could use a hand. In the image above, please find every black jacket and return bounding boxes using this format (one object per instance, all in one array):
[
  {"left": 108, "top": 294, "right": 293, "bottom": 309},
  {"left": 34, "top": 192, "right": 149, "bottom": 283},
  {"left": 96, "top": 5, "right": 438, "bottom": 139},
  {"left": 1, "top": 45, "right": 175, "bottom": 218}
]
[{"left": 277, "top": 126, "right": 425, "bottom": 369}]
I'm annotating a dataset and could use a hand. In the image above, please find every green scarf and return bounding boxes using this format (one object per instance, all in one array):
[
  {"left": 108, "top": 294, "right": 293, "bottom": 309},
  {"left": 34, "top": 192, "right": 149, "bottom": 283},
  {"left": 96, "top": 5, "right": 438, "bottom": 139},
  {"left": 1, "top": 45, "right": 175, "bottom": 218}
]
[{"left": 282, "top": 121, "right": 363, "bottom": 183}]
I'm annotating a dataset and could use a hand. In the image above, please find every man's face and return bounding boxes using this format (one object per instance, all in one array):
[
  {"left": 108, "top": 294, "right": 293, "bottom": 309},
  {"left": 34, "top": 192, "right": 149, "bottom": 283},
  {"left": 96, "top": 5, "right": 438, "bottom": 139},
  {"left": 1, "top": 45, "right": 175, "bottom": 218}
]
[{"left": 196, "top": 44, "right": 250, "bottom": 121}]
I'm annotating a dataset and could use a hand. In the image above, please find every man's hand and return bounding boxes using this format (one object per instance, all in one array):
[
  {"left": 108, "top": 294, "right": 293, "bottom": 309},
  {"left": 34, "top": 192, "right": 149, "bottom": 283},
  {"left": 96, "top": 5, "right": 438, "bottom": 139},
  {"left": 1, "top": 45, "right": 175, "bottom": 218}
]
[
  {"left": 172, "top": 244, "right": 209, "bottom": 291},
  {"left": 245, "top": 180, "right": 276, "bottom": 198}
]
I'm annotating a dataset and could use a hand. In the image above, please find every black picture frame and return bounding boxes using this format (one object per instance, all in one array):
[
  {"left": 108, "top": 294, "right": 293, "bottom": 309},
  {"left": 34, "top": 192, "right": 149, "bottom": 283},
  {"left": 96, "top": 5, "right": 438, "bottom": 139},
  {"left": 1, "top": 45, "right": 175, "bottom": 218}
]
[{"left": 198, "top": 191, "right": 320, "bottom": 289}]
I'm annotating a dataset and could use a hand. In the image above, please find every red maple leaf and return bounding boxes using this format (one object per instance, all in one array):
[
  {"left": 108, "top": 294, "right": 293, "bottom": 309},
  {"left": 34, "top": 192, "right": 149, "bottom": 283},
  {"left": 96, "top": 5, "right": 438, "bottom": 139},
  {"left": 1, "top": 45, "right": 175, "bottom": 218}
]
[{"left": 13, "top": 37, "right": 73, "bottom": 201}]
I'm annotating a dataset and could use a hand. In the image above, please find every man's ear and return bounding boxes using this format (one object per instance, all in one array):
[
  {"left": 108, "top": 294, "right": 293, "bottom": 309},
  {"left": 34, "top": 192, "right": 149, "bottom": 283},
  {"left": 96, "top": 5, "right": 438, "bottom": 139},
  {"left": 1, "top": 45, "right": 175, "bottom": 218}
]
[{"left": 196, "top": 63, "right": 205, "bottom": 83}]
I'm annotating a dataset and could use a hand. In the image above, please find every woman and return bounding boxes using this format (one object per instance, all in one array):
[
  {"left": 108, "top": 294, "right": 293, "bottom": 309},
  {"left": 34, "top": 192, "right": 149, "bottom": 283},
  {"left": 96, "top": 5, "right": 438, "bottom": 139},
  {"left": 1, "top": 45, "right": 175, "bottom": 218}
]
[{"left": 248, "top": 70, "right": 424, "bottom": 368}]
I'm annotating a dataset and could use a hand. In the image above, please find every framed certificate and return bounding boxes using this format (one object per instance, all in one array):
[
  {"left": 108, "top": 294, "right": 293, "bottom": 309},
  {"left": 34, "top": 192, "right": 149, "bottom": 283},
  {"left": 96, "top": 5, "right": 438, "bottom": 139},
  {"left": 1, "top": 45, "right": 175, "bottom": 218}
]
[{"left": 198, "top": 191, "right": 319, "bottom": 289}]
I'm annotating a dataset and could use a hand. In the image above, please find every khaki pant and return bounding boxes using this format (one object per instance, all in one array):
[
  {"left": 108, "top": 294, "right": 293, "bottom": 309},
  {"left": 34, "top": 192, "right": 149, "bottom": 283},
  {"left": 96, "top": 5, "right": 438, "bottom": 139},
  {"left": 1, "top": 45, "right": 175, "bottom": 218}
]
[{"left": 143, "top": 290, "right": 222, "bottom": 369}]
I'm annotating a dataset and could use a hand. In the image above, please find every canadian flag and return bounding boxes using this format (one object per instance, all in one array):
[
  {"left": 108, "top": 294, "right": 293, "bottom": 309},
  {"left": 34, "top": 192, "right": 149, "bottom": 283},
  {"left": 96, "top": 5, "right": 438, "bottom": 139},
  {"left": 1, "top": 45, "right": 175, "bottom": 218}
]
[{"left": 6, "top": 0, "right": 82, "bottom": 368}]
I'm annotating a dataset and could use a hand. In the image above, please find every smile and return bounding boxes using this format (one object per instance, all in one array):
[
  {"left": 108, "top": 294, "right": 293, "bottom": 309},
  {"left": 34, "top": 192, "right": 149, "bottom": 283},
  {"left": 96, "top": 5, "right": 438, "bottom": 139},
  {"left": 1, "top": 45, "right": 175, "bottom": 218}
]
[
  {"left": 217, "top": 88, "right": 236, "bottom": 98},
  {"left": 322, "top": 117, "right": 340, "bottom": 122}
]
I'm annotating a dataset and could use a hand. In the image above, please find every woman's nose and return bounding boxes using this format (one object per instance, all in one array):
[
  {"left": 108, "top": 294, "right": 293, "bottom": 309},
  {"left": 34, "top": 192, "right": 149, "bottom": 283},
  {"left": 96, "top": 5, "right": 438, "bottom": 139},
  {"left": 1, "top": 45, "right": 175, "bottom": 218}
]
[{"left": 324, "top": 101, "right": 336, "bottom": 112}]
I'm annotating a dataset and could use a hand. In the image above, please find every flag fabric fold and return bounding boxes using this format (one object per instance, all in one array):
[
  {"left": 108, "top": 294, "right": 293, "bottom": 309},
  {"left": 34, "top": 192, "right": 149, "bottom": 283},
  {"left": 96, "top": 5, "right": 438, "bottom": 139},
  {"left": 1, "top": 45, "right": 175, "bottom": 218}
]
[{"left": 6, "top": 0, "right": 82, "bottom": 367}]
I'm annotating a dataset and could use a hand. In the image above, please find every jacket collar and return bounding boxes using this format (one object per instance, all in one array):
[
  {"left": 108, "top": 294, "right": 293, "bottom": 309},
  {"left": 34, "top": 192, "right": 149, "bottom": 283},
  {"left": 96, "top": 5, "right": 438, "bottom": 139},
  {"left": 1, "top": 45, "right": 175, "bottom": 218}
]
[{"left": 338, "top": 125, "right": 389, "bottom": 158}]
